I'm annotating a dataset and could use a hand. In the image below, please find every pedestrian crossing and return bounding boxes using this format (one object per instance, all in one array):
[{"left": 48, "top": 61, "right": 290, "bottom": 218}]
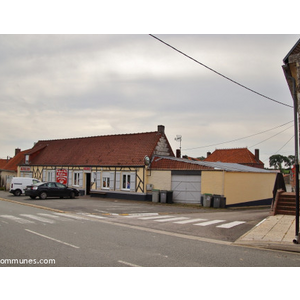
[
  {"left": 123, "top": 214, "right": 246, "bottom": 229},
  {"left": 0, "top": 212, "right": 246, "bottom": 229}
]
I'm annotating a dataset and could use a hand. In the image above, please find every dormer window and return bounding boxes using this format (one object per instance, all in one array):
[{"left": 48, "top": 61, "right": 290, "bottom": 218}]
[{"left": 25, "top": 154, "right": 29, "bottom": 164}]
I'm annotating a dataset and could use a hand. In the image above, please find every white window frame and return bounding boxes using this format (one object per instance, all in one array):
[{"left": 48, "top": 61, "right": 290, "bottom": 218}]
[
  {"left": 122, "top": 173, "right": 131, "bottom": 191},
  {"left": 102, "top": 172, "right": 110, "bottom": 190},
  {"left": 47, "top": 170, "right": 55, "bottom": 182},
  {"left": 73, "top": 171, "right": 82, "bottom": 187}
]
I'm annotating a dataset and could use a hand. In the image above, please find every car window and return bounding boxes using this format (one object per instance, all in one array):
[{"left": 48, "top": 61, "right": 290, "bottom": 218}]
[
  {"left": 48, "top": 183, "right": 56, "bottom": 188},
  {"left": 56, "top": 183, "right": 66, "bottom": 188}
]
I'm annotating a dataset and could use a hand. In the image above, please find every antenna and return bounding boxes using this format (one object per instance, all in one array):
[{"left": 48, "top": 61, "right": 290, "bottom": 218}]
[{"left": 174, "top": 135, "right": 182, "bottom": 151}]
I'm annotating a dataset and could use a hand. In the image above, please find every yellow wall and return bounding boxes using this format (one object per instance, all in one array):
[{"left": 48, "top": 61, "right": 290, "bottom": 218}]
[
  {"left": 148, "top": 170, "right": 172, "bottom": 190},
  {"left": 202, "top": 171, "right": 276, "bottom": 205}
]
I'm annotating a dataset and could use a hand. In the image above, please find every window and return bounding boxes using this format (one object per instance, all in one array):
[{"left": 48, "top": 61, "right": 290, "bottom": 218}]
[
  {"left": 73, "top": 172, "right": 81, "bottom": 186},
  {"left": 122, "top": 173, "right": 131, "bottom": 190},
  {"left": 102, "top": 175, "right": 110, "bottom": 189},
  {"left": 47, "top": 170, "right": 55, "bottom": 182}
]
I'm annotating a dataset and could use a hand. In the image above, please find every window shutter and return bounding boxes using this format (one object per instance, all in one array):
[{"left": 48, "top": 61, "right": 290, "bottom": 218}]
[
  {"left": 116, "top": 172, "right": 120, "bottom": 190},
  {"left": 43, "top": 170, "right": 46, "bottom": 182},
  {"left": 68, "top": 170, "right": 72, "bottom": 186},
  {"left": 130, "top": 172, "right": 136, "bottom": 192},
  {"left": 51, "top": 170, "right": 55, "bottom": 181},
  {"left": 96, "top": 172, "right": 101, "bottom": 189},
  {"left": 109, "top": 172, "right": 115, "bottom": 190},
  {"left": 79, "top": 171, "right": 83, "bottom": 187}
]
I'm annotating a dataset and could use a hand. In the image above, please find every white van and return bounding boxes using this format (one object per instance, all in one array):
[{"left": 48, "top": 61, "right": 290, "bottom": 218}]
[{"left": 9, "top": 177, "right": 40, "bottom": 196}]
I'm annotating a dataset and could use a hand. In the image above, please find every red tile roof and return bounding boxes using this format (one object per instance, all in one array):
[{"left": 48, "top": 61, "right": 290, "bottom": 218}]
[
  {"left": 1, "top": 149, "right": 31, "bottom": 172},
  {"left": 0, "top": 159, "right": 8, "bottom": 169},
  {"left": 24, "top": 130, "right": 174, "bottom": 167},
  {"left": 151, "top": 156, "right": 213, "bottom": 170},
  {"left": 204, "top": 148, "right": 264, "bottom": 168}
]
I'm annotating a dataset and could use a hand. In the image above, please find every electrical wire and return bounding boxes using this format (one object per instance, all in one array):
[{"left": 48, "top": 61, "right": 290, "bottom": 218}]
[
  {"left": 183, "top": 120, "right": 293, "bottom": 151},
  {"left": 149, "top": 34, "right": 293, "bottom": 109}
]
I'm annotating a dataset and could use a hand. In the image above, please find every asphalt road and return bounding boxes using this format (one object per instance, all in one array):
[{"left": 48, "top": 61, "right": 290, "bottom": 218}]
[{"left": 1, "top": 193, "right": 300, "bottom": 267}]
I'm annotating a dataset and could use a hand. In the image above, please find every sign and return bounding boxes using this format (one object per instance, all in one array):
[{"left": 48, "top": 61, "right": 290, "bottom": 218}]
[
  {"left": 20, "top": 167, "right": 31, "bottom": 171},
  {"left": 56, "top": 169, "right": 68, "bottom": 185}
]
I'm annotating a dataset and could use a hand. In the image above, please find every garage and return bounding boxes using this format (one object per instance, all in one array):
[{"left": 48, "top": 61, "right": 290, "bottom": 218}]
[{"left": 171, "top": 171, "right": 201, "bottom": 204}]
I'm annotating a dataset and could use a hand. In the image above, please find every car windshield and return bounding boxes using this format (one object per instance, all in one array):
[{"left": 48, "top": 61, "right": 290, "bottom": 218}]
[{"left": 56, "top": 183, "right": 66, "bottom": 188}]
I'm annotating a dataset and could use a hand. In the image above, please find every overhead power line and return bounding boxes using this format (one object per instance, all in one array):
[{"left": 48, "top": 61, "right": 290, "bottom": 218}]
[
  {"left": 149, "top": 34, "right": 293, "bottom": 109},
  {"left": 183, "top": 120, "right": 293, "bottom": 151}
]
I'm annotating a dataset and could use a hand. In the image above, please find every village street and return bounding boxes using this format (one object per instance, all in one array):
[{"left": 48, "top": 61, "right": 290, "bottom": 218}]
[{"left": 1, "top": 191, "right": 300, "bottom": 267}]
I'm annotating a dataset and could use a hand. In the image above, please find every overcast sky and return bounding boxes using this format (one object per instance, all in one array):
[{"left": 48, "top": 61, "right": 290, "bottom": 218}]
[{"left": 0, "top": 34, "right": 299, "bottom": 166}]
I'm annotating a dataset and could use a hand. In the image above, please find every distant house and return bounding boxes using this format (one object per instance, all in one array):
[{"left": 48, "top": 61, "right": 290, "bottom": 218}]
[
  {"left": 204, "top": 148, "right": 264, "bottom": 169},
  {"left": 0, "top": 148, "right": 31, "bottom": 190}
]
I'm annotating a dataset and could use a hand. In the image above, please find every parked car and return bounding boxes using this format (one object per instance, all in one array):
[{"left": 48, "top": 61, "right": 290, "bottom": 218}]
[
  {"left": 25, "top": 182, "right": 79, "bottom": 200},
  {"left": 9, "top": 177, "right": 40, "bottom": 196}
]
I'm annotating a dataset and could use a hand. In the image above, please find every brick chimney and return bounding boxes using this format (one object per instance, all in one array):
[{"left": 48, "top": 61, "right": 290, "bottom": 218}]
[
  {"left": 255, "top": 149, "right": 259, "bottom": 161},
  {"left": 157, "top": 125, "right": 165, "bottom": 134},
  {"left": 207, "top": 151, "right": 211, "bottom": 158},
  {"left": 176, "top": 149, "right": 181, "bottom": 158},
  {"left": 15, "top": 148, "right": 21, "bottom": 156}
]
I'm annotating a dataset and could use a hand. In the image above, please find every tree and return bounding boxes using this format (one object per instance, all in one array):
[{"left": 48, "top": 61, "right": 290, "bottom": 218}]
[{"left": 269, "top": 154, "right": 295, "bottom": 171}]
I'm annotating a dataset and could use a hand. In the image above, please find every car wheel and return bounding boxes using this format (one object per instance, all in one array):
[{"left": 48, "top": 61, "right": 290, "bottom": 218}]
[
  {"left": 39, "top": 192, "right": 47, "bottom": 200},
  {"left": 14, "top": 190, "right": 21, "bottom": 196},
  {"left": 70, "top": 191, "right": 75, "bottom": 199},
  {"left": 30, "top": 196, "right": 36, "bottom": 199}
]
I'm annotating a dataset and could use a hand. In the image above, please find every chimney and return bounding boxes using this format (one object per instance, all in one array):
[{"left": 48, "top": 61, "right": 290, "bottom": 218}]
[
  {"left": 176, "top": 149, "right": 181, "bottom": 158},
  {"left": 157, "top": 125, "right": 165, "bottom": 134},
  {"left": 255, "top": 149, "right": 259, "bottom": 161},
  {"left": 207, "top": 151, "right": 211, "bottom": 158},
  {"left": 15, "top": 148, "right": 21, "bottom": 156}
]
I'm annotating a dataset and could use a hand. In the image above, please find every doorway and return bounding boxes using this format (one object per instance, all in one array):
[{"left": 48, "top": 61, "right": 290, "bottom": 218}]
[{"left": 86, "top": 173, "right": 91, "bottom": 195}]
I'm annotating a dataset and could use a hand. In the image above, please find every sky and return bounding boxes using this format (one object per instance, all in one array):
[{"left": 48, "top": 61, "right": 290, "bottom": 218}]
[
  {"left": 0, "top": 34, "right": 298, "bottom": 167},
  {"left": 0, "top": 2, "right": 300, "bottom": 168}
]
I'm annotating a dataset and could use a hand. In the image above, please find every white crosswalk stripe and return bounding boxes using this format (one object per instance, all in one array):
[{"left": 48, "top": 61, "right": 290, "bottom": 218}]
[
  {"left": 19, "top": 214, "right": 56, "bottom": 224},
  {"left": 173, "top": 218, "right": 208, "bottom": 224},
  {"left": 194, "top": 220, "right": 225, "bottom": 226},
  {"left": 37, "top": 213, "right": 73, "bottom": 221},
  {"left": 0, "top": 215, "right": 34, "bottom": 224},
  {"left": 216, "top": 221, "right": 246, "bottom": 228},
  {"left": 154, "top": 217, "right": 190, "bottom": 223},
  {"left": 138, "top": 215, "right": 174, "bottom": 220}
]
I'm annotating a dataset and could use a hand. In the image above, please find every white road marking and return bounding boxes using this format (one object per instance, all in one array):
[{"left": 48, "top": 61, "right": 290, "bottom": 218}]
[
  {"left": 25, "top": 229, "right": 80, "bottom": 249},
  {"left": 216, "top": 221, "right": 246, "bottom": 228},
  {"left": 139, "top": 215, "right": 175, "bottom": 220},
  {"left": 194, "top": 220, "right": 225, "bottom": 226},
  {"left": 0, "top": 215, "right": 34, "bottom": 224},
  {"left": 118, "top": 260, "right": 142, "bottom": 267},
  {"left": 173, "top": 218, "right": 208, "bottom": 224},
  {"left": 155, "top": 217, "right": 190, "bottom": 223},
  {"left": 124, "top": 213, "right": 159, "bottom": 218},
  {"left": 38, "top": 213, "right": 73, "bottom": 221},
  {"left": 20, "top": 214, "right": 56, "bottom": 224},
  {"left": 53, "top": 213, "right": 90, "bottom": 220}
]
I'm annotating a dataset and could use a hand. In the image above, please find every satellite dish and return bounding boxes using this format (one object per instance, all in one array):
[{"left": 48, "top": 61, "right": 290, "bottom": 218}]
[{"left": 144, "top": 156, "right": 150, "bottom": 166}]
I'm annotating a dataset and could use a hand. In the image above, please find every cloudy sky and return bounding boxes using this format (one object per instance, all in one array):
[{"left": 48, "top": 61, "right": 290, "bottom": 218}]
[{"left": 0, "top": 34, "right": 299, "bottom": 166}]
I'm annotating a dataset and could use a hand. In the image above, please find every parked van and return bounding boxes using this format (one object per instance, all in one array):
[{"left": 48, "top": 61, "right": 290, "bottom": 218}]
[{"left": 9, "top": 177, "right": 40, "bottom": 196}]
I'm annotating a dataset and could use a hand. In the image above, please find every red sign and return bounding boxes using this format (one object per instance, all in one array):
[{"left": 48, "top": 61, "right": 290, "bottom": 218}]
[
  {"left": 56, "top": 169, "right": 68, "bottom": 185},
  {"left": 20, "top": 167, "right": 31, "bottom": 171}
]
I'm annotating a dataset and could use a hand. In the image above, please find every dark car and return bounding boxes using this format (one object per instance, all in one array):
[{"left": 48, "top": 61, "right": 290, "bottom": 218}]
[{"left": 25, "top": 182, "right": 79, "bottom": 200}]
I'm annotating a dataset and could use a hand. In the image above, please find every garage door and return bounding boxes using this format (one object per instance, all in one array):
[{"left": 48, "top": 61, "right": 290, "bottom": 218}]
[{"left": 171, "top": 175, "right": 201, "bottom": 204}]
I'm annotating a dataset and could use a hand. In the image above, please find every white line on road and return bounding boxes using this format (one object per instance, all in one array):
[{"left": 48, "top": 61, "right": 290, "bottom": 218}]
[
  {"left": 173, "top": 218, "right": 208, "bottom": 224},
  {"left": 155, "top": 217, "right": 190, "bottom": 223},
  {"left": 118, "top": 260, "right": 142, "bottom": 267},
  {"left": 25, "top": 229, "right": 80, "bottom": 249},
  {"left": 0, "top": 215, "right": 34, "bottom": 224},
  {"left": 216, "top": 221, "right": 246, "bottom": 228},
  {"left": 124, "top": 213, "right": 159, "bottom": 218},
  {"left": 20, "top": 214, "right": 56, "bottom": 224},
  {"left": 139, "top": 215, "right": 175, "bottom": 220},
  {"left": 194, "top": 220, "right": 225, "bottom": 226},
  {"left": 38, "top": 213, "right": 72, "bottom": 221}
]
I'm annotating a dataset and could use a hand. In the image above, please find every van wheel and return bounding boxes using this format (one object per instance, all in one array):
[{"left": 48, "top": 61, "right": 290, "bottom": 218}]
[
  {"left": 39, "top": 192, "right": 47, "bottom": 200},
  {"left": 14, "top": 190, "right": 21, "bottom": 196}
]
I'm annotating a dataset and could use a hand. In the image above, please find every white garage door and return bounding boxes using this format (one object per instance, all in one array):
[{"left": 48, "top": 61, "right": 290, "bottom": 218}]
[{"left": 171, "top": 175, "right": 201, "bottom": 204}]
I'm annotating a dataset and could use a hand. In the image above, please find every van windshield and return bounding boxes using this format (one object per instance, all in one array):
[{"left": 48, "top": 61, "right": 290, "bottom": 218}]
[{"left": 33, "top": 179, "right": 40, "bottom": 184}]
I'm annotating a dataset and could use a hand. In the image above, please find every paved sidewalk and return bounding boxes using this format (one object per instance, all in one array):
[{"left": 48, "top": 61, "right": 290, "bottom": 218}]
[{"left": 234, "top": 214, "right": 300, "bottom": 253}]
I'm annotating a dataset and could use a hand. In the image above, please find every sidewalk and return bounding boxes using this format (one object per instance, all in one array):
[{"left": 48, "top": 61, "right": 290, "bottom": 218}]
[{"left": 234, "top": 214, "right": 300, "bottom": 253}]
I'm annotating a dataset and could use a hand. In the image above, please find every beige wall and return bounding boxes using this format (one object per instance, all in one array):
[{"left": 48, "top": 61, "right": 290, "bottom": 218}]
[
  {"left": 148, "top": 170, "right": 172, "bottom": 190},
  {"left": 202, "top": 171, "right": 276, "bottom": 205}
]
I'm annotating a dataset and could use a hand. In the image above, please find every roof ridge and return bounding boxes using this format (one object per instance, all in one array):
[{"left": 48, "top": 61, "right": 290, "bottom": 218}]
[{"left": 37, "top": 130, "right": 159, "bottom": 143}]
